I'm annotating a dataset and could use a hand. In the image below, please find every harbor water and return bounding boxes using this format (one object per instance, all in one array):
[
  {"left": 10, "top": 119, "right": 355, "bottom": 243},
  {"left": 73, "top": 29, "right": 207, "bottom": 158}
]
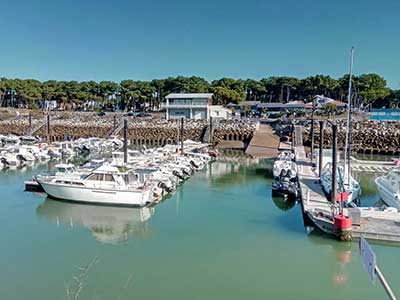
[{"left": 0, "top": 158, "right": 398, "bottom": 299}]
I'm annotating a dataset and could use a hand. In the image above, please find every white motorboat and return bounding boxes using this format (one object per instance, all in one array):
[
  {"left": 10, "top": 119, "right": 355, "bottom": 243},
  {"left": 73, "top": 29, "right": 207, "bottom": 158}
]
[
  {"left": 320, "top": 162, "right": 361, "bottom": 203},
  {"left": 59, "top": 142, "right": 75, "bottom": 158},
  {"left": 47, "top": 144, "right": 62, "bottom": 159},
  {"left": 15, "top": 146, "right": 37, "bottom": 162},
  {"left": 37, "top": 164, "right": 153, "bottom": 206},
  {"left": 273, "top": 160, "right": 297, "bottom": 180},
  {"left": 2, "top": 135, "right": 20, "bottom": 149},
  {"left": 375, "top": 168, "right": 400, "bottom": 209},
  {"left": 277, "top": 151, "right": 295, "bottom": 161},
  {"left": 0, "top": 150, "right": 20, "bottom": 166}
]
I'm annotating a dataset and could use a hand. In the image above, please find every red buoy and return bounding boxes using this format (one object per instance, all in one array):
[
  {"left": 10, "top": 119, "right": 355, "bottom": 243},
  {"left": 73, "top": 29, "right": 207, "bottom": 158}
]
[
  {"left": 334, "top": 215, "right": 353, "bottom": 241},
  {"left": 334, "top": 215, "right": 352, "bottom": 230}
]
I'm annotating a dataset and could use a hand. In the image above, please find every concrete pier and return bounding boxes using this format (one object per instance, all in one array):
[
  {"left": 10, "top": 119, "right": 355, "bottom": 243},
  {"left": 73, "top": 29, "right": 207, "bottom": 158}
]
[{"left": 245, "top": 124, "right": 280, "bottom": 158}]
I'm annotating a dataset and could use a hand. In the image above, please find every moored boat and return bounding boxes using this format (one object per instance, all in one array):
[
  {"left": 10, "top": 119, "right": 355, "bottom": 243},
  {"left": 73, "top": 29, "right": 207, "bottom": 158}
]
[
  {"left": 375, "top": 168, "right": 400, "bottom": 209},
  {"left": 37, "top": 164, "right": 154, "bottom": 206}
]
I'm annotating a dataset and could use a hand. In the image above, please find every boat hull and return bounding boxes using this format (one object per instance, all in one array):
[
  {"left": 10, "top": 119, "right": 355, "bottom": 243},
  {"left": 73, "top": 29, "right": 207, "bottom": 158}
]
[
  {"left": 376, "top": 178, "right": 400, "bottom": 209},
  {"left": 38, "top": 180, "right": 151, "bottom": 207}
]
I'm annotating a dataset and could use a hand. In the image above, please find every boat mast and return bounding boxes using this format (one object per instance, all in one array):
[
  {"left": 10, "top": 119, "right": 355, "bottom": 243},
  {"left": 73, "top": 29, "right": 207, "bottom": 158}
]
[{"left": 343, "top": 47, "right": 354, "bottom": 185}]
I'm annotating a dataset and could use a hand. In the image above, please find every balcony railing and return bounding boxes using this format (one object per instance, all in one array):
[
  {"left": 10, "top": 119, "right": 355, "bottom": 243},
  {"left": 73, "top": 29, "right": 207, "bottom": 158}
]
[{"left": 161, "top": 103, "right": 208, "bottom": 108}]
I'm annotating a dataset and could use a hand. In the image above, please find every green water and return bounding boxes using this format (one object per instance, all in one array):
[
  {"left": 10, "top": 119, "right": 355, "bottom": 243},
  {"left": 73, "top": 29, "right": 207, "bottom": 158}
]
[{"left": 0, "top": 159, "right": 398, "bottom": 300}]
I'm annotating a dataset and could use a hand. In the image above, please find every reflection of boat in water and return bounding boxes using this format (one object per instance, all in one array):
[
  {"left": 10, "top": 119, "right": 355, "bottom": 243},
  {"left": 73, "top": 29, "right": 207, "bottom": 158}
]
[
  {"left": 271, "top": 195, "right": 297, "bottom": 211},
  {"left": 36, "top": 198, "right": 154, "bottom": 244},
  {"left": 307, "top": 231, "right": 352, "bottom": 286}
]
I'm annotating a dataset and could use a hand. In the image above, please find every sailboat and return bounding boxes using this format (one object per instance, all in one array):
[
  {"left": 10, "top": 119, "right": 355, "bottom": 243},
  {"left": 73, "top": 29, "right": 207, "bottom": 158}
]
[{"left": 320, "top": 47, "right": 361, "bottom": 204}]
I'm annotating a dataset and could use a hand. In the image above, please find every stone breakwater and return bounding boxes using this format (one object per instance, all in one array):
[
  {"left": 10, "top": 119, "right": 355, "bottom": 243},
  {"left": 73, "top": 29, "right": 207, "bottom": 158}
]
[
  {"left": 0, "top": 114, "right": 257, "bottom": 146},
  {"left": 303, "top": 120, "right": 400, "bottom": 154}
]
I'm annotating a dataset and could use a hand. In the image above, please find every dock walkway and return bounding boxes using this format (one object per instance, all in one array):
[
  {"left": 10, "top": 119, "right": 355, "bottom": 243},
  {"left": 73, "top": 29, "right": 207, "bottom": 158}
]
[{"left": 295, "top": 125, "right": 400, "bottom": 243}]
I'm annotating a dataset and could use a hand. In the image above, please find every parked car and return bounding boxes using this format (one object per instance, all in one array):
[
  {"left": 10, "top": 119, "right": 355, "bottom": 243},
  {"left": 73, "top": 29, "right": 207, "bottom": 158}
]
[{"left": 136, "top": 112, "right": 152, "bottom": 118}]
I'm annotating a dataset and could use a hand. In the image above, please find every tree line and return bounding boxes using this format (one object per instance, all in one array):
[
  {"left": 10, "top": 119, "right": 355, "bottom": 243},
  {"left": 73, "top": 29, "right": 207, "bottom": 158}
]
[{"left": 0, "top": 74, "right": 398, "bottom": 110}]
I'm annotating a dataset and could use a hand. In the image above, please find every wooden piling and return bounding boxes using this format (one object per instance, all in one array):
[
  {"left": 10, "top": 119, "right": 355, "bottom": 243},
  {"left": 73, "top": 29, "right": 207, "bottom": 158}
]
[
  {"left": 319, "top": 121, "right": 324, "bottom": 178},
  {"left": 310, "top": 99, "right": 315, "bottom": 162},
  {"left": 123, "top": 119, "right": 128, "bottom": 164},
  {"left": 28, "top": 114, "right": 32, "bottom": 134},
  {"left": 46, "top": 113, "right": 50, "bottom": 143},
  {"left": 331, "top": 123, "right": 338, "bottom": 203},
  {"left": 180, "top": 117, "right": 184, "bottom": 154},
  {"left": 210, "top": 116, "right": 213, "bottom": 144}
]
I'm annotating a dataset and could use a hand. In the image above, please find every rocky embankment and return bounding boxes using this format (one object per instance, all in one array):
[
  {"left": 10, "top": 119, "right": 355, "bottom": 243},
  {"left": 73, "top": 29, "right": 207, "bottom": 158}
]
[
  {"left": 0, "top": 112, "right": 257, "bottom": 145},
  {"left": 303, "top": 120, "right": 400, "bottom": 154}
]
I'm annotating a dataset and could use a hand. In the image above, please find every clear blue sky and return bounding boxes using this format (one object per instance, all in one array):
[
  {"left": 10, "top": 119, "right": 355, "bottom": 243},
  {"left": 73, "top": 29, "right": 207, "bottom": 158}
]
[{"left": 0, "top": 0, "right": 399, "bottom": 88}]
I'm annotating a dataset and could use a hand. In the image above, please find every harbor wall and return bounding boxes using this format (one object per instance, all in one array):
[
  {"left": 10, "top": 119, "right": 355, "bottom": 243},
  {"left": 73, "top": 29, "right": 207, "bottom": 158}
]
[
  {"left": 0, "top": 115, "right": 256, "bottom": 146},
  {"left": 303, "top": 120, "right": 400, "bottom": 155}
]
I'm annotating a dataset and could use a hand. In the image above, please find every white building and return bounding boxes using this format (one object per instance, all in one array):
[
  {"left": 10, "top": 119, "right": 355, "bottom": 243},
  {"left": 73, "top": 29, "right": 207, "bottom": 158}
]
[
  {"left": 209, "top": 105, "right": 232, "bottom": 119},
  {"left": 305, "top": 95, "right": 347, "bottom": 110},
  {"left": 165, "top": 93, "right": 213, "bottom": 120}
]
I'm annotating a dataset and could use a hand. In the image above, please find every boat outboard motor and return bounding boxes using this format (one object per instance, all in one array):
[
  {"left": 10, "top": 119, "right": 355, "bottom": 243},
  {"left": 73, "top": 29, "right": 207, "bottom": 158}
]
[
  {"left": 1, "top": 157, "right": 9, "bottom": 165},
  {"left": 158, "top": 181, "right": 173, "bottom": 193},
  {"left": 190, "top": 160, "right": 199, "bottom": 169},
  {"left": 16, "top": 154, "right": 27, "bottom": 162},
  {"left": 183, "top": 167, "right": 193, "bottom": 176},
  {"left": 172, "top": 170, "right": 185, "bottom": 180},
  {"left": 280, "top": 169, "right": 287, "bottom": 177}
]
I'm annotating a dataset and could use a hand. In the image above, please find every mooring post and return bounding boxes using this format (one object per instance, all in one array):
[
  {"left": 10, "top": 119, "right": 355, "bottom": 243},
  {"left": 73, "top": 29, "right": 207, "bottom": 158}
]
[
  {"left": 123, "top": 118, "right": 128, "bottom": 164},
  {"left": 180, "top": 117, "right": 184, "bottom": 154},
  {"left": 176, "top": 119, "right": 179, "bottom": 144},
  {"left": 209, "top": 116, "right": 213, "bottom": 144},
  {"left": 310, "top": 99, "right": 315, "bottom": 162},
  {"left": 331, "top": 123, "right": 338, "bottom": 203},
  {"left": 28, "top": 113, "right": 32, "bottom": 134},
  {"left": 291, "top": 123, "right": 295, "bottom": 150},
  {"left": 46, "top": 113, "right": 50, "bottom": 143},
  {"left": 319, "top": 120, "right": 324, "bottom": 178}
]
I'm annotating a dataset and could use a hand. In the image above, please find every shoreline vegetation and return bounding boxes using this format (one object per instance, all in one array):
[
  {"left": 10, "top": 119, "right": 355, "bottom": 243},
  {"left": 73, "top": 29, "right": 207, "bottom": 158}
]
[{"left": 0, "top": 74, "right": 399, "bottom": 110}]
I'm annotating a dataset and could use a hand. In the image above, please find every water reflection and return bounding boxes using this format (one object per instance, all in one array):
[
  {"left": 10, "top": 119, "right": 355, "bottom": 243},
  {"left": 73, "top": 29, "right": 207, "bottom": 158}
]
[
  {"left": 272, "top": 195, "right": 297, "bottom": 211},
  {"left": 207, "top": 157, "right": 274, "bottom": 186},
  {"left": 37, "top": 199, "right": 154, "bottom": 245},
  {"left": 307, "top": 232, "right": 352, "bottom": 286}
]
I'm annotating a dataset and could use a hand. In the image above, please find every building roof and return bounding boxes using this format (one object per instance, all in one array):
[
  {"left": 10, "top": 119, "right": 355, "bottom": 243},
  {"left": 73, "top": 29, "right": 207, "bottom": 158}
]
[
  {"left": 285, "top": 101, "right": 305, "bottom": 108},
  {"left": 304, "top": 99, "right": 347, "bottom": 109},
  {"left": 165, "top": 93, "right": 214, "bottom": 99},
  {"left": 242, "top": 100, "right": 261, "bottom": 106},
  {"left": 257, "top": 103, "right": 286, "bottom": 109},
  {"left": 331, "top": 100, "right": 347, "bottom": 107}
]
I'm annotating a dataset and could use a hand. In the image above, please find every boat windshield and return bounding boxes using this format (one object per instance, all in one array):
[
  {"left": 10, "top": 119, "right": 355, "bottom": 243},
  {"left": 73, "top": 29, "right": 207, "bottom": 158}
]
[{"left": 123, "top": 172, "right": 138, "bottom": 185}]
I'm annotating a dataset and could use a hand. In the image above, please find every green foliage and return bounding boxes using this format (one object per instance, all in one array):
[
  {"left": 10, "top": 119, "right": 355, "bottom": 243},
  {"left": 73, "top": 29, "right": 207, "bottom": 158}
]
[
  {"left": 0, "top": 74, "right": 397, "bottom": 109},
  {"left": 322, "top": 103, "right": 338, "bottom": 115},
  {"left": 357, "top": 73, "right": 390, "bottom": 104}
]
